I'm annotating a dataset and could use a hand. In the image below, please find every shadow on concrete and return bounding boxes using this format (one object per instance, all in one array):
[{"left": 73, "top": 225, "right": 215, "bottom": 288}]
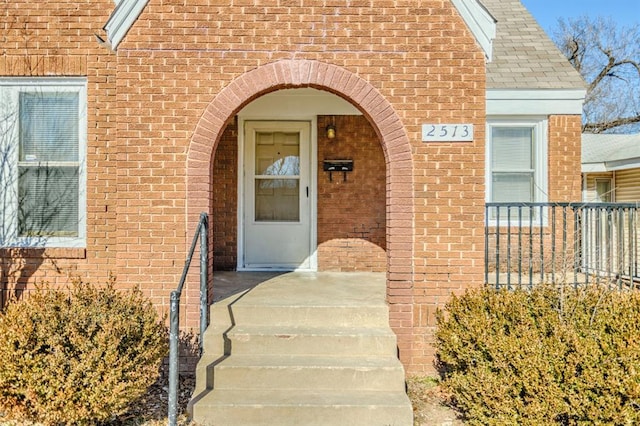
[{"left": 212, "top": 271, "right": 285, "bottom": 303}]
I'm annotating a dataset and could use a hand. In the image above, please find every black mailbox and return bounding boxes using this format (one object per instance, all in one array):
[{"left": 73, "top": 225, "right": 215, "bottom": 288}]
[
  {"left": 323, "top": 160, "right": 353, "bottom": 172},
  {"left": 323, "top": 159, "right": 353, "bottom": 182}
]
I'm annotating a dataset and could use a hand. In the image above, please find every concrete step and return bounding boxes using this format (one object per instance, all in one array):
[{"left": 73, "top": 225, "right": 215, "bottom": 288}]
[
  {"left": 190, "top": 389, "right": 413, "bottom": 426},
  {"left": 211, "top": 355, "right": 407, "bottom": 391},
  {"left": 225, "top": 325, "right": 398, "bottom": 356},
  {"left": 226, "top": 303, "right": 391, "bottom": 328},
  {"left": 190, "top": 272, "right": 413, "bottom": 425}
]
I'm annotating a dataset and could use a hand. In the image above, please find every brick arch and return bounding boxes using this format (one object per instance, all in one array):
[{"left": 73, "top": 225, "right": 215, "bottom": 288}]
[{"left": 187, "top": 59, "right": 414, "bottom": 354}]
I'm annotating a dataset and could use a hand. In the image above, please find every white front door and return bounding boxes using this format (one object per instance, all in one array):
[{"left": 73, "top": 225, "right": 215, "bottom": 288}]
[{"left": 242, "top": 121, "right": 312, "bottom": 269}]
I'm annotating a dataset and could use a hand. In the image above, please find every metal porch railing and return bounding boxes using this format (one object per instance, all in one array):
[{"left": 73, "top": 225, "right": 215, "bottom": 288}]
[
  {"left": 485, "top": 202, "right": 640, "bottom": 289},
  {"left": 168, "top": 212, "right": 209, "bottom": 426}
]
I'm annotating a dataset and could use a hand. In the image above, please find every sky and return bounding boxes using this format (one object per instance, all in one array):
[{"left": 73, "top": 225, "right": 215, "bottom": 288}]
[{"left": 520, "top": 0, "right": 640, "bottom": 35}]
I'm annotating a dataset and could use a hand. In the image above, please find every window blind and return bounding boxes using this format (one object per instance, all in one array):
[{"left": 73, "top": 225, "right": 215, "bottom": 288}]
[
  {"left": 491, "top": 127, "right": 533, "bottom": 170},
  {"left": 491, "top": 126, "right": 535, "bottom": 203},
  {"left": 19, "top": 92, "right": 79, "bottom": 162},
  {"left": 17, "top": 92, "right": 79, "bottom": 237}
]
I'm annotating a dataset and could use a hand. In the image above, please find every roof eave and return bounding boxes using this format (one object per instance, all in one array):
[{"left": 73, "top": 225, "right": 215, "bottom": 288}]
[
  {"left": 450, "top": 0, "right": 497, "bottom": 61},
  {"left": 605, "top": 158, "right": 640, "bottom": 172},
  {"left": 582, "top": 163, "right": 608, "bottom": 173},
  {"left": 103, "top": 0, "right": 149, "bottom": 50},
  {"left": 582, "top": 158, "right": 640, "bottom": 173}
]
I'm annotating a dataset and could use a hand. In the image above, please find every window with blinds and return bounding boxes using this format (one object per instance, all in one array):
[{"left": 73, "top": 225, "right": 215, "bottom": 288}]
[
  {"left": 487, "top": 119, "right": 548, "bottom": 223},
  {"left": 18, "top": 92, "right": 80, "bottom": 237},
  {"left": 0, "top": 78, "right": 86, "bottom": 247},
  {"left": 491, "top": 127, "right": 535, "bottom": 203}
]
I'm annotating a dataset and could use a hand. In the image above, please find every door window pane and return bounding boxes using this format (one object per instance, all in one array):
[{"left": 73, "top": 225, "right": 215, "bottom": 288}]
[
  {"left": 254, "top": 131, "right": 300, "bottom": 222},
  {"left": 255, "top": 179, "right": 300, "bottom": 222},
  {"left": 255, "top": 132, "right": 300, "bottom": 176}
]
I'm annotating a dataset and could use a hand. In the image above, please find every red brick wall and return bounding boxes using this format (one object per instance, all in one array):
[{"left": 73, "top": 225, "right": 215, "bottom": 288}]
[
  {"left": 3, "top": 0, "right": 572, "bottom": 374},
  {"left": 0, "top": 0, "right": 118, "bottom": 302},
  {"left": 548, "top": 115, "right": 582, "bottom": 202},
  {"left": 317, "top": 115, "right": 386, "bottom": 272},
  {"left": 211, "top": 120, "right": 238, "bottom": 271},
  {"left": 410, "top": 128, "right": 487, "bottom": 372},
  {"left": 125, "top": 0, "right": 491, "bottom": 371},
  {"left": 3, "top": 0, "right": 490, "bottom": 373}
]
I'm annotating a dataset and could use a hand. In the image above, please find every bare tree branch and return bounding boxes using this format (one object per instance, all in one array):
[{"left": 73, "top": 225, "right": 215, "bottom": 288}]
[
  {"left": 583, "top": 116, "right": 640, "bottom": 134},
  {"left": 588, "top": 48, "right": 616, "bottom": 92},
  {"left": 553, "top": 16, "right": 640, "bottom": 134}
]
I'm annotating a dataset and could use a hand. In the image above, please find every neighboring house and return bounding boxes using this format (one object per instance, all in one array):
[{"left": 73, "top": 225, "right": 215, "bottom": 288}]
[
  {"left": 582, "top": 133, "right": 640, "bottom": 202},
  {"left": 580, "top": 133, "right": 640, "bottom": 281},
  {"left": 1, "top": 0, "right": 584, "bottom": 379}
]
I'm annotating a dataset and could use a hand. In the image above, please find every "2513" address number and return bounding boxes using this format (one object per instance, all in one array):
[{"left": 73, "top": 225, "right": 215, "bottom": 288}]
[{"left": 422, "top": 124, "right": 474, "bottom": 142}]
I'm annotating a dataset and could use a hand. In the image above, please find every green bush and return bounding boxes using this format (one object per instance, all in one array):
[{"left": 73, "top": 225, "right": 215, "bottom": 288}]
[
  {"left": 0, "top": 277, "right": 168, "bottom": 425},
  {"left": 436, "top": 285, "right": 640, "bottom": 425}
]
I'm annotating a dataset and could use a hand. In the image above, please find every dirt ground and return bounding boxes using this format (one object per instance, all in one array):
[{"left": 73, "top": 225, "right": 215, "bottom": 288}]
[{"left": 407, "top": 376, "right": 466, "bottom": 426}]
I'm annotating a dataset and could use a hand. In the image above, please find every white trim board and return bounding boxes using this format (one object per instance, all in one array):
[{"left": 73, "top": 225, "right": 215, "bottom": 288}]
[
  {"left": 0, "top": 78, "right": 87, "bottom": 248},
  {"left": 487, "top": 89, "right": 586, "bottom": 115}
]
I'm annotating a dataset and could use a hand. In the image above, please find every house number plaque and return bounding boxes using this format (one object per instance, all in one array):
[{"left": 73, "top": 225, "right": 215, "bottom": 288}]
[{"left": 422, "top": 124, "right": 474, "bottom": 142}]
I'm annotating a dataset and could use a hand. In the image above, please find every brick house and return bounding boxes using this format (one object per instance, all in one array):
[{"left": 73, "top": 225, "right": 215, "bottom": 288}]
[{"left": 1, "top": 0, "right": 584, "bottom": 383}]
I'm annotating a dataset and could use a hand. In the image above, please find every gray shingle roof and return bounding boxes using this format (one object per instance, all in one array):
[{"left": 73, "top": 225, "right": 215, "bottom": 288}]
[
  {"left": 481, "top": 0, "right": 586, "bottom": 90},
  {"left": 582, "top": 134, "right": 640, "bottom": 164}
]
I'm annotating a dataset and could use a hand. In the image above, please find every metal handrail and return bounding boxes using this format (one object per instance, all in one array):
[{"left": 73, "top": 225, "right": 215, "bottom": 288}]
[{"left": 168, "top": 212, "right": 209, "bottom": 426}]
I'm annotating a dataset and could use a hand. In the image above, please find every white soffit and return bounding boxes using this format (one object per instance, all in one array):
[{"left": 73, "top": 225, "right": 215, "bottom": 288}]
[
  {"left": 104, "top": 0, "right": 149, "bottom": 50},
  {"left": 487, "top": 89, "right": 586, "bottom": 115},
  {"left": 239, "top": 88, "right": 361, "bottom": 118},
  {"left": 450, "top": 0, "right": 497, "bottom": 61}
]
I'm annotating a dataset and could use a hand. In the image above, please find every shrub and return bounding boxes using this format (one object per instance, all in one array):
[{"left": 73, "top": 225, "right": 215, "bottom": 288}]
[
  {"left": 0, "top": 277, "right": 168, "bottom": 425},
  {"left": 436, "top": 285, "right": 640, "bottom": 425}
]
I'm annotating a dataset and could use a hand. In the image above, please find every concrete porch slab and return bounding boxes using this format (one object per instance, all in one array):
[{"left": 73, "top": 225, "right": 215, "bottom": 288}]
[{"left": 212, "top": 271, "right": 387, "bottom": 305}]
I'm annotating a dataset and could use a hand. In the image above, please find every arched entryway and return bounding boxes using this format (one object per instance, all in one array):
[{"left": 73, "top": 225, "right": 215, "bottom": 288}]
[{"left": 187, "top": 59, "right": 415, "bottom": 361}]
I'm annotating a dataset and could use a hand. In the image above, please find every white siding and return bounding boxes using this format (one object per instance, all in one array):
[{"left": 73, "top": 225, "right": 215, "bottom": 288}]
[{"left": 615, "top": 169, "right": 640, "bottom": 202}]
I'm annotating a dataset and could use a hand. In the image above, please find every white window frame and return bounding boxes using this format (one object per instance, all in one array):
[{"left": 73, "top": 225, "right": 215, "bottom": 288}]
[
  {"left": 0, "top": 77, "right": 87, "bottom": 248},
  {"left": 486, "top": 117, "right": 548, "bottom": 226}
]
